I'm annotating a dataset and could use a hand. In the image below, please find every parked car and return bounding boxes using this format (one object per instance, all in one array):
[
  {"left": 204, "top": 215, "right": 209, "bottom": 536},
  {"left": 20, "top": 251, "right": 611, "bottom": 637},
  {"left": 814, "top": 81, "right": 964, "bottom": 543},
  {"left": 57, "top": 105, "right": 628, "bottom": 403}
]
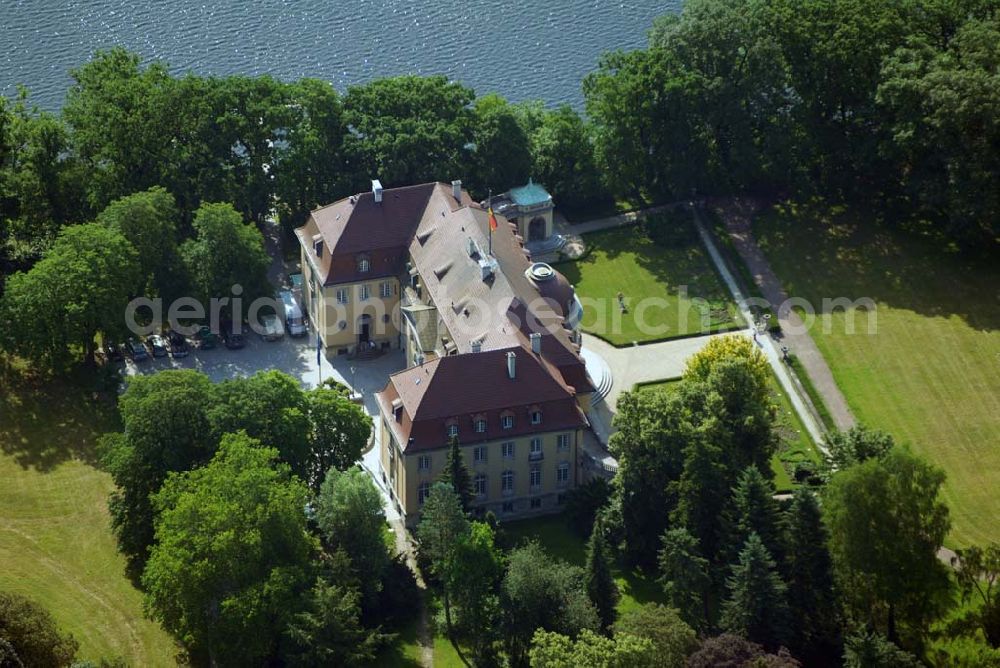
[
  {"left": 166, "top": 329, "right": 189, "bottom": 358},
  {"left": 223, "top": 329, "right": 245, "bottom": 350},
  {"left": 279, "top": 290, "right": 307, "bottom": 337},
  {"left": 260, "top": 314, "right": 283, "bottom": 341},
  {"left": 103, "top": 341, "right": 123, "bottom": 363},
  {"left": 194, "top": 325, "right": 218, "bottom": 350},
  {"left": 147, "top": 334, "right": 168, "bottom": 358},
  {"left": 126, "top": 338, "right": 148, "bottom": 361}
]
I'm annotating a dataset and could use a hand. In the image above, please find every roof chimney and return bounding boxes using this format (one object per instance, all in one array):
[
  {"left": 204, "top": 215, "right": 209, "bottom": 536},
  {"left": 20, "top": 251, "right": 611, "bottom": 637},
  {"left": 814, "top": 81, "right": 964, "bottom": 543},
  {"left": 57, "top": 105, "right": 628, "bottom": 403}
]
[
  {"left": 372, "top": 179, "right": 383, "bottom": 203},
  {"left": 530, "top": 332, "right": 542, "bottom": 354},
  {"left": 451, "top": 180, "right": 462, "bottom": 202},
  {"left": 506, "top": 351, "right": 516, "bottom": 379}
]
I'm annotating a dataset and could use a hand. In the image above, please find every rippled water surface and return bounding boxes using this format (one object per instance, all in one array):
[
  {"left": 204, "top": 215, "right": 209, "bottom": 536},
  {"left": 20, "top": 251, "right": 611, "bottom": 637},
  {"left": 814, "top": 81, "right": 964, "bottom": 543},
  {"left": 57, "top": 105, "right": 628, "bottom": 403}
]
[{"left": 1, "top": 0, "right": 679, "bottom": 110}]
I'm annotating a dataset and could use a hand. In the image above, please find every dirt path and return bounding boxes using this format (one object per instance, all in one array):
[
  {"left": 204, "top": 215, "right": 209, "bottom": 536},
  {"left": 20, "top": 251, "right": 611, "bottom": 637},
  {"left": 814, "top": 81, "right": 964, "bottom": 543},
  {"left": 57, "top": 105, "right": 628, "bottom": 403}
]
[
  {"left": 390, "top": 518, "right": 434, "bottom": 667},
  {"left": 708, "top": 198, "right": 856, "bottom": 431}
]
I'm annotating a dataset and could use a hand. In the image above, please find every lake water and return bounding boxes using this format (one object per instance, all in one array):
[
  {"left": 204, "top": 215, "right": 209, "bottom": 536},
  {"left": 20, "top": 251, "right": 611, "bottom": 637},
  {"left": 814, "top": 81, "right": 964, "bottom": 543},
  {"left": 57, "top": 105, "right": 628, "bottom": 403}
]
[{"left": 1, "top": 0, "right": 679, "bottom": 111}]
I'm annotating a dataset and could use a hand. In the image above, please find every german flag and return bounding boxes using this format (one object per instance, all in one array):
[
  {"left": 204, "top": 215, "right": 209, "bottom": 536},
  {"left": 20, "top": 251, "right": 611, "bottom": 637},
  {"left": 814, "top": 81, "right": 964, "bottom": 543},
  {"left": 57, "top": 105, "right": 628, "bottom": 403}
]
[{"left": 488, "top": 206, "right": 498, "bottom": 231}]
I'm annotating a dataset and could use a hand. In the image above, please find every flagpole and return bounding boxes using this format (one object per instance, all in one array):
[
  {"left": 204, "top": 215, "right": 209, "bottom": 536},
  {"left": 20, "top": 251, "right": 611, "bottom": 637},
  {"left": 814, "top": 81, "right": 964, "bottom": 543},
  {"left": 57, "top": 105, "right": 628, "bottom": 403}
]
[{"left": 488, "top": 188, "right": 493, "bottom": 256}]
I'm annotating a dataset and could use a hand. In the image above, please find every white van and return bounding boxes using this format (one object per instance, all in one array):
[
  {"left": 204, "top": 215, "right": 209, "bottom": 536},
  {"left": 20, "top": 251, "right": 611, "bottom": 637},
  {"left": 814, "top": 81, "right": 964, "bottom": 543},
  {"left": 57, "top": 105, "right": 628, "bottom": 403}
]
[{"left": 279, "top": 290, "right": 307, "bottom": 337}]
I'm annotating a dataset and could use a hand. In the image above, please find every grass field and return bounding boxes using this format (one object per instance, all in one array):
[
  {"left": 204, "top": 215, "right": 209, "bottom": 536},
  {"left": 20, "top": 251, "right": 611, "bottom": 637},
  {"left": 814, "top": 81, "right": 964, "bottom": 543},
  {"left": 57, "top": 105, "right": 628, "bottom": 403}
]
[
  {"left": 754, "top": 203, "right": 1000, "bottom": 546},
  {"left": 636, "top": 373, "right": 821, "bottom": 493},
  {"left": 556, "top": 226, "right": 742, "bottom": 346},
  {"left": 0, "top": 361, "right": 178, "bottom": 665}
]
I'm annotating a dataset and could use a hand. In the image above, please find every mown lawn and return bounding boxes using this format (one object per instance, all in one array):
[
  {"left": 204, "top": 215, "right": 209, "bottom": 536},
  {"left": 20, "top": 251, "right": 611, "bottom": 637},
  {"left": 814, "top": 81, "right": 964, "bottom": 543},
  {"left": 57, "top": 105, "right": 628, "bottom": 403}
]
[
  {"left": 556, "top": 226, "right": 742, "bottom": 346},
  {"left": 501, "top": 514, "right": 666, "bottom": 615},
  {"left": 0, "top": 361, "right": 178, "bottom": 666},
  {"left": 636, "top": 373, "right": 821, "bottom": 494},
  {"left": 754, "top": 203, "right": 1000, "bottom": 546}
]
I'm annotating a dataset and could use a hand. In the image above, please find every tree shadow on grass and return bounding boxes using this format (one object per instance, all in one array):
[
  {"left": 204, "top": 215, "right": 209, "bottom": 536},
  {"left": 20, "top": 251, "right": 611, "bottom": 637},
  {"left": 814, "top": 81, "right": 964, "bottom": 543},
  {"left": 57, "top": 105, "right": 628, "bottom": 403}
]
[
  {"left": 0, "top": 359, "right": 119, "bottom": 472},
  {"left": 755, "top": 200, "right": 1000, "bottom": 333}
]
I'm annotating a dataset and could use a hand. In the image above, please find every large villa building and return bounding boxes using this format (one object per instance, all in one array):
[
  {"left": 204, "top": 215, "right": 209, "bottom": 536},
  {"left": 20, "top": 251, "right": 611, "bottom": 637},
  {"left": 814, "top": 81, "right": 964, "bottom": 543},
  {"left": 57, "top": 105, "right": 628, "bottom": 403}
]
[{"left": 296, "top": 180, "right": 594, "bottom": 524}]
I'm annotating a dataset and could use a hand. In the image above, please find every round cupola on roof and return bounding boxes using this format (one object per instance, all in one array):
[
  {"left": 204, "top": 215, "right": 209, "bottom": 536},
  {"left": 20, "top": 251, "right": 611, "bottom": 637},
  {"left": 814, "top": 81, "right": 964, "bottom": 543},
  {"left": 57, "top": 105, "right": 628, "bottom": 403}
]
[
  {"left": 527, "top": 262, "right": 556, "bottom": 283},
  {"left": 525, "top": 262, "right": 577, "bottom": 320}
]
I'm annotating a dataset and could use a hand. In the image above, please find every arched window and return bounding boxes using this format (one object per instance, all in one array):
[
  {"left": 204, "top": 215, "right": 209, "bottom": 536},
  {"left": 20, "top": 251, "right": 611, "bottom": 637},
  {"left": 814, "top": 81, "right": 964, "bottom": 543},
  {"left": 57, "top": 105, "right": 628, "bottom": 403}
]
[{"left": 357, "top": 254, "right": 371, "bottom": 273}]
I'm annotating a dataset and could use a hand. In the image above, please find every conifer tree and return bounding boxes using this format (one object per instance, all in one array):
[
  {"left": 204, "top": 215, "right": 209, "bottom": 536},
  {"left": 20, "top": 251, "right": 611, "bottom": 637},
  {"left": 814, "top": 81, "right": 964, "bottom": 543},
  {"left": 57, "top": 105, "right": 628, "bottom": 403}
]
[
  {"left": 585, "top": 523, "right": 619, "bottom": 633},
  {"left": 721, "top": 533, "right": 790, "bottom": 650},
  {"left": 658, "top": 528, "right": 712, "bottom": 632},
  {"left": 729, "top": 465, "right": 784, "bottom": 567},
  {"left": 784, "top": 488, "right": 838, "bottom": 653},
  {"left": 438, "top": 435, "right": 474, "bottom": 512}
]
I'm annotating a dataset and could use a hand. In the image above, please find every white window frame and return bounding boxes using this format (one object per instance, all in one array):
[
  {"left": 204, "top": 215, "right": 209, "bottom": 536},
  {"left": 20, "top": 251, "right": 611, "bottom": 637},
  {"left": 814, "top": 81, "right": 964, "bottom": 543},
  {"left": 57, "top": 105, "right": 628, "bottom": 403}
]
[
  {"left": 418, "top": 482, "right": 431, "bottom": 504},
  {"left": 531, "top": 410, "right": 542, "bottom": 425},
  {"left": 474, "top": 419, "right": 487, "bottom": 433},
  {"left": 474, "top": 445, "right": 488, "bottom": 463},
  {"left": 447, "top": 424, "right": 459, "bottom": 438},
  {"left": 557, "top": 462, "right": 570, "bottom": 484},
  {"left": 501, "top": 470, "right": 514, "bottom": 495},
  {"left": 380, "top": 281, "right": 393, "bottom": 298},
  {"left": 530, "top": 464, "right": 542, "bottom": 489},
  {"left": 336, "top": 288, "right": 349, "bottom": 304},
  {"left": 501, "top": 415, "right": 514, "bottom": 430},
  {"left": 557, "top": 433, "right": 571, "bottom": 452},
  {"left": 474, "top": 473, "right": 487, "bottom": 498},
  {"left": 360, "top": 284, "right": 371, "bottom": 301},
  {"left": 530, "top": 438, "right": 542, "bottom": 454},
  {"left": 358, "top": 256, "right": 371, "bottom": 273},
  {"left": 502, "top": 442, "right": 515, "bottom": 459},
  {"left": 418, "top": 454, "right": 431, "bottom": 471}
]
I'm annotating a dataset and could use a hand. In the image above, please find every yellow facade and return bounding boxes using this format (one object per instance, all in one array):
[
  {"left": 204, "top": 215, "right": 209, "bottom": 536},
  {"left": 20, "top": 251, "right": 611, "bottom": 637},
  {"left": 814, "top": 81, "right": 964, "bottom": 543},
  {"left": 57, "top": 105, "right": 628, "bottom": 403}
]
[
  {"left": 301, "top": 249, "right": 402, "bottom": 355},
  {"left": 380, "top": 416, "right": 581, "bottom": 525}
]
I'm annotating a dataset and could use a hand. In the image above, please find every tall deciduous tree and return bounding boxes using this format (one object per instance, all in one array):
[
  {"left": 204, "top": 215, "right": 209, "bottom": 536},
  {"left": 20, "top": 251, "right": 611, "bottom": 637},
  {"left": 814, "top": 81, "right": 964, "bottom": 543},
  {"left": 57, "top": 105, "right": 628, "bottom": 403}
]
[
  {"left": 274, "top": 78, "right": 349, "bottom": 229},
  {"left": 100, "top": 370, "right": 216, "bottom": 575},
  {"left": 0, "top": 592, "right": 79, "bottom": 667},
  {"left": 0, "top": 222, "right": 139, "bottom": 366},
  {"left": 315, "top": 467, "right": 391, "bottom": 613},
  {"left": 449, "top": 521, "right": 505, "bottom": 666},
  {"left": 951, "top": 543, "right": 1000, "bottom": 648},
  {"left": 503, "top": 542, "right": 600, "bottom": 667},
  {"left": 97, "top": 186, "right": 183, "bottom": 301},
  {"left": 721, "top": 532, "right": 790, "bottom": 650},
  {"left": 823, "top": 424, "right": 895, "bottom": 473},
  {"left": 208, "top": 370, "right": 311, "bottom": 479},
  {"left": 180, "top": 201, "right": 270, "bottom": 320},
  {"left": 343, "top": 75, "right": 474, "bottom": 186},
  {"left": 142, "top": 433, "right": 316, "bottom": 665},
  {"left": 305, "top": 386, "right": 371, "bottom": 490},
  {"left": 528, "top": 629, "right": 656, "bottom": 668},
  {"left": 416, "top": 482, "right": 469, "bottom": 634},
  {"left": 609, "top": 389, "right": 690, "bottom": 567},
  {"left": 470, "top": 93, "right": 532, "bottom": 196},
  {"left": 613, "top": 603, "right": 698, "bottom": 668},
  {"left": 585, "top": 524, "right": 619, "bottom": 633},
  {"left": 528, "top": 105, "right": 607, "bottom": 212},
  {"left": 824, "top": 447, "right": 951, "bottom": 643}
]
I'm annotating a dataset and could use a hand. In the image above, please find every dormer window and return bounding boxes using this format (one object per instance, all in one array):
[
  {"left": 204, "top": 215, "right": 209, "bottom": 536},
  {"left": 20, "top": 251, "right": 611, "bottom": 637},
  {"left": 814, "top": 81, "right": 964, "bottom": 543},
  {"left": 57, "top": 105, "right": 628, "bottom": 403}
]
[
  {"left": 530, "top": 410, "right": 542, "bottom": 425},
  {"left": 474, "top": 418, "right": 487, "bottom": 433},
  {"left": 446, "top": 422, "right": 459, "bottom": 438},
  {"left": 501, "top": 413, "right": 514, "bottom": 430},
  {"left": 357, "top": 254, "right": 371, "bottom": 273}
]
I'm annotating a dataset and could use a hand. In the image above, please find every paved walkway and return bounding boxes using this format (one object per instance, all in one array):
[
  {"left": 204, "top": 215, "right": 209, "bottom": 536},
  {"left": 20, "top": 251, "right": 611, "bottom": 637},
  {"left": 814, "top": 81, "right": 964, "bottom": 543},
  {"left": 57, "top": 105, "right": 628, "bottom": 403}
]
[{"left": 708, "top": 198, "right": 855, "bottom": 431}]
